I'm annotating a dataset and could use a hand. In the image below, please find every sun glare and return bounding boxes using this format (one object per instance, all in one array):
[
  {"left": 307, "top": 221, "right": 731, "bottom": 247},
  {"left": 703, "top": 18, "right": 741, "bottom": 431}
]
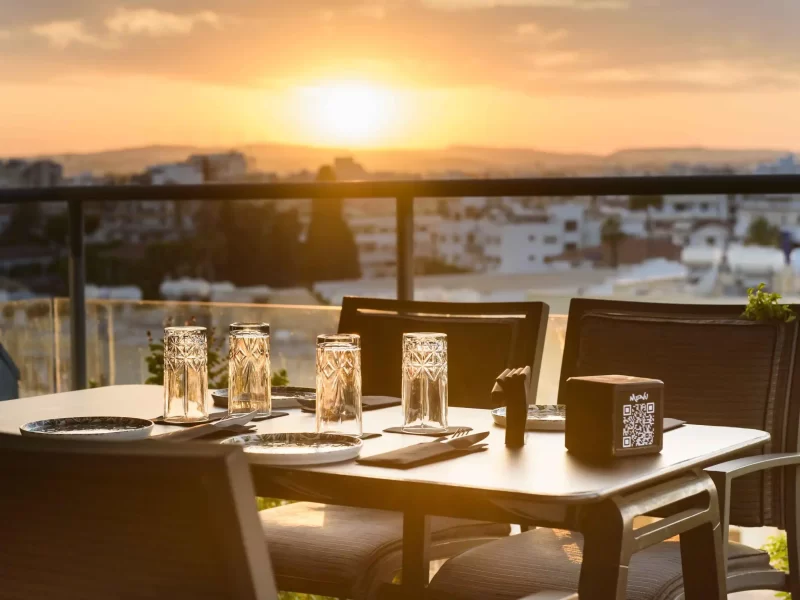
[{"left": 298, "top": 81, "right": 397, "bottom": 146}]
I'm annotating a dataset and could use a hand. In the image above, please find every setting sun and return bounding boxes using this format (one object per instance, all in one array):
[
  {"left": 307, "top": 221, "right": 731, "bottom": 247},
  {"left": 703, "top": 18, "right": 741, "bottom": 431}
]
[{"left": 295, "top": 81, "right": 398, "bottom": 146}]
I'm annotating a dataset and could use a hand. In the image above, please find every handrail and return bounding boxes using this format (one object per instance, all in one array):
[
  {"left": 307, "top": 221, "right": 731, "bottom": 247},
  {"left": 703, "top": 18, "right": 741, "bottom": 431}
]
[
  {"left": 4, "top": 174, "right": 800, "bottom": 391},
  {"left": 3, "top": 174, "right": 800, "bottom": 203}
]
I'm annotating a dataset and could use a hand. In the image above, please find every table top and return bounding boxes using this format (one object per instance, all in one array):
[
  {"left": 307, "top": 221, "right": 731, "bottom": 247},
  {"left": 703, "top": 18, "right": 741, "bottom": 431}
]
[{"left": 0, "top": 385, "right": 769, "bottom": 506}]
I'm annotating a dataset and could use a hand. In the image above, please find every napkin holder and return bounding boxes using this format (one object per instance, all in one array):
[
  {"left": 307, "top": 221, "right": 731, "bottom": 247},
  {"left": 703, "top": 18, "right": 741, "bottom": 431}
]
[
  {"left": 492, "top": 367, "right": 530, "bottom": 448},
  {"left": 564, "top": 374, "right": 664, "bottom": 460}
]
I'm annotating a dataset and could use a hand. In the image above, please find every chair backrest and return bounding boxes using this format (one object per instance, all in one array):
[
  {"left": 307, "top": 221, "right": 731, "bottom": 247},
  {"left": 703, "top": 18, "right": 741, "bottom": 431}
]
[
  {"left": 557, "top": 298, "right": 799, "bottom": 529},
  {"left": 338, "top": 297, "right": 549, "bottom": 408},
  {"left": 0, "top": 435, "right": 278, "bottom": 600}
]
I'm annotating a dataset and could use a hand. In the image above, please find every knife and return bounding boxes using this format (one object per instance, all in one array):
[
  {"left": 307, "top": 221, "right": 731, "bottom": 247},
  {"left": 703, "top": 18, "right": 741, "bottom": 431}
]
[{"left": 442, "top": 431, "right": 490, "bottom": 449}]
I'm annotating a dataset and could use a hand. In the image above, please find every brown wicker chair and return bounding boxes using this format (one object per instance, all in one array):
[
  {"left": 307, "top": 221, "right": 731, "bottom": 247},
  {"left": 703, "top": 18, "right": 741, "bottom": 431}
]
[
  {"left": 259, "top": 297, "right": 550, "bottom": 599},
  {"left": 0, "top": 434, "right": 278, "bottom": 600},
  {"left": 428, "top": 298, "right": 800, "bottom": 600}
]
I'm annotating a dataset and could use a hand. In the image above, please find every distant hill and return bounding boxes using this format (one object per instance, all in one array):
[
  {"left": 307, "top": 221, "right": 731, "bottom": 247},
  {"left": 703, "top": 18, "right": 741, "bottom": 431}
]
[{"left": 20, "top": 143, "right": 792, "bottom": 178}]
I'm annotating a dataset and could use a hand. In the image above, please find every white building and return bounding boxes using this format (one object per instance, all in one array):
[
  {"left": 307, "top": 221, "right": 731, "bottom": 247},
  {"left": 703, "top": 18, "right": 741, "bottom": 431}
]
[
  {"left": 187, "top": 152, "right": 248, "bottom": 182},
  {"left": 348, "top": 213, "right": 441, "bottom": 279},
  {"left": 646, "top": 195, "right": 730, "bottom": 243},
  {"left": 434, "top": 197, "right": 599, "bottom": 274},
  {"left": 148, "top": 163, "right": 204, "bottom": 186}
]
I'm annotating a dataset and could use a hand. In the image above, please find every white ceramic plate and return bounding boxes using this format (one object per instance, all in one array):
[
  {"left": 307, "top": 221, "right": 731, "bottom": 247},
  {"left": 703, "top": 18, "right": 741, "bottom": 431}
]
[
  {"left": 491, "top": 405, "right": 566, "bottom": 431},
  {"left": 221, "top": 432, "right": 362, "bottom": 465},
  {"left": 20, "top": 416, "right": 154, "bottom": 441}
]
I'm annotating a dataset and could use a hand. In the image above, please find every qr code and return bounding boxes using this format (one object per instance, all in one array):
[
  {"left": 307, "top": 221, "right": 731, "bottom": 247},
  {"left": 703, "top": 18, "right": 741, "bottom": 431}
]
[{"left": 622, "top": 402, "right": 655, "bottom": 448}]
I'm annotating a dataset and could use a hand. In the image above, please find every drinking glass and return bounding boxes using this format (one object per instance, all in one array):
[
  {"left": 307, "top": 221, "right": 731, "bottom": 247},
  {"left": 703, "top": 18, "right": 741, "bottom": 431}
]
[
  {"left": 402, "top": 332, "right": 448, "bottom": 433},
  {"left": 228, "top": 322, "right": 271, "bottom": 417},
  {"left": 316, "top": 334, "right": 362, "bottom": 436},
  {"left": 163, "top": 326, "right": 208, "bottom": 423}
]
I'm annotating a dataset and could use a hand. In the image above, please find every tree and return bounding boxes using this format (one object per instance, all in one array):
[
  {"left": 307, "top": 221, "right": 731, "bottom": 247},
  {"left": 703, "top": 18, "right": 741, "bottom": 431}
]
[
  {"left": 303, "top": 166, "right": 361, "bottom": 283},
  {"left": 746, "top": 217, "right": 780, "bottom": 247},
  {"left": 629, "top": 195, "right": 664, "bottom": 211},
  {"left": 2, "top": 201, "right": 43, "bottom": 245},
  {"left": 601, "top": 216, "right": 626, "bottom": 269}
]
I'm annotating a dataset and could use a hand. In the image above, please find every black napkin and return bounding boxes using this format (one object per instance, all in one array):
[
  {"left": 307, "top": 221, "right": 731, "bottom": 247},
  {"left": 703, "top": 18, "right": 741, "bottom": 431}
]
[
  {"left": 664, "top": 418, "right": 686, "bottom": 432},
  {"left": 357, "top": 441, "right": 487, "bottom": 469},
  {"left": 383, "top": 425, "right": 473, "bottom": 437}
]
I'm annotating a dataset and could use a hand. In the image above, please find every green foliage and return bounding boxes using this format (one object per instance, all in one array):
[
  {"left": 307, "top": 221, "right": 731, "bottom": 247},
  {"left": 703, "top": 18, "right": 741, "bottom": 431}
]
[
  {"left": 272, "top": 368, "right": 290, "bottom": 387},
  {"left": 742, "top": 283, "right": 796, "bottom": 323},
  {"left": 629, "top": 195, "right": 664, "bottom": 211},
  {"left": 145, "top": 318, "right": 289, "bottom": 389},
  {"left": 88, "top": 379, "right": 100, "bottom": 389},
  {"left": 601, "top": 216, "right": 626, "bottom": 269},
  {"left": 304, "top": 166, "right": 361, "bottom": 283},
  {"left": 746, "top": 216, "right": 781, "bottom": 247},
  {"left": 763, "top": 532, "right": 791, "bottom": 598}
]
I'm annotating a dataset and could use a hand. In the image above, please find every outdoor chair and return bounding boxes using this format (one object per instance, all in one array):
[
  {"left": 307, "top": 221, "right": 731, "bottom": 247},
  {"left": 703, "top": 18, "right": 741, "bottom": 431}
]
[
  {"left": 259, "top": 297, "right": 550, "bottom": 599},
  {"left": 427, "top": 298, "right": 800, "bottom": 599},
  {"left": 0, "top": 434, "right": 278, "bottom": 600}
]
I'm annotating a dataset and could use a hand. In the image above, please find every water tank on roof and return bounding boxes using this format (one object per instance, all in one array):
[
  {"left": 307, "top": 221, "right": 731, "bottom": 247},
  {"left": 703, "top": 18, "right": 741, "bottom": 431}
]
[{"left": 681, "top": 246, "right": 723, "bottom": 268}]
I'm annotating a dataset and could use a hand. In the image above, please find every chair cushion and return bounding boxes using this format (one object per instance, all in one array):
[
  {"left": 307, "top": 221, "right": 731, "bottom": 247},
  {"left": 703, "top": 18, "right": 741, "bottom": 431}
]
[
  {"left": 260, "top": 502, "right": 511, "bottom": 597},
  {"left": 427, "top": 528, "right": 772, "bottom": 600}
]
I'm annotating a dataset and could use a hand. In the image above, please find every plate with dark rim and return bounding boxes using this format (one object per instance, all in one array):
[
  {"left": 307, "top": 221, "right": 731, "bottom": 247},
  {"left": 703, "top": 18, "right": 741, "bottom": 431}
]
[
  {"left": 20, "top": 416, "right": 154, "bottom": 440},
  {"left": 491, "top": 405, "right": 566, "bottom": 431},
  {"left": 220, "top": 432, "right": 362, "bottom": 465},
  {"left": 211, "top": 387, "right": 315, "bottom": 409}
]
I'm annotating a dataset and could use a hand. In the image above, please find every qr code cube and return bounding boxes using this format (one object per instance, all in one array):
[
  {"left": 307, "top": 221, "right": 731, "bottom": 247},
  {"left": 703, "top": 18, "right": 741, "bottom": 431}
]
[{"left": 621, "top": 402, "right": 656, "bottom": 448}]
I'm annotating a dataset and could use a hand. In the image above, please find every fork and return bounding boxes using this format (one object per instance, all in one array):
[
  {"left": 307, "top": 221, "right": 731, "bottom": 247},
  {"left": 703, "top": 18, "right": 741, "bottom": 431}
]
[{"left": 435, "top": 427, "right": 471, "bottom": 442}]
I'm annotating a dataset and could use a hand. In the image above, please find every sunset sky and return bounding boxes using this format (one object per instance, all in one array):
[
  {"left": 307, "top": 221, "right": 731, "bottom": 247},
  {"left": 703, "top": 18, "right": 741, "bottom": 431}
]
[{"left": 2, "top": 0, "right": 800, "bottom": 155}]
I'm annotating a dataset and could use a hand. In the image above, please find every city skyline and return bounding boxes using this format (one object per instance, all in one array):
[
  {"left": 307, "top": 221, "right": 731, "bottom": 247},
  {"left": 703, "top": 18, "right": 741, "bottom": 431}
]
[{"left": 2, "top": 1, "right": 800, "bottom": 155}]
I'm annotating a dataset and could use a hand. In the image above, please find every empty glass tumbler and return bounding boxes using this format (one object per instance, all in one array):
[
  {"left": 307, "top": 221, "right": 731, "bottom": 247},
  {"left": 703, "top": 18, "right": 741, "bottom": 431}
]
[
  {"left": 228, "top": 322, "right": 271, "bottom": 417},
  {"left": 163, "top": 326, "right": 209, "bottom": 423},
  {"left": 316, "top": 334, "right": 362, "bottom": 436},
  {"left": 402, "top": 332, "right": 448, "bottom": 433}
]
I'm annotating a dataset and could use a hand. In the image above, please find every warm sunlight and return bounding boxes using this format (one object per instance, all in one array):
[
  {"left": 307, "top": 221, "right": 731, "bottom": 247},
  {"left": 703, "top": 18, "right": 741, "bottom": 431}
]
[{"left": 296, "top": 81, "right": 398, "bottom": 146}]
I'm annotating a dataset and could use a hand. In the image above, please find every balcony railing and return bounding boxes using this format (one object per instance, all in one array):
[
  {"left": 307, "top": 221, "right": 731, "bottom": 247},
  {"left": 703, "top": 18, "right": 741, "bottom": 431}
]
[{"left": 4, "top": 174, "right": 800, "bottom": 390}]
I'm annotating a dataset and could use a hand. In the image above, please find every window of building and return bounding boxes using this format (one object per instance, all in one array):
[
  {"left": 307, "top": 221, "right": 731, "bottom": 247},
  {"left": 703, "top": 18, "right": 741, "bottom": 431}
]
[
  {"left": 452, "top": 235, "right": 460, "bottom": 242},
  {"left": 700, "top": 203, "right": 709, "bottom": 211},
  {"left": 528, "top": 255, "right": 537, "bottom": 262},
  {"left": 674, "top": 203, "right": 687, "bottom": 212},
  {"left": 564, "top": 242, "right": 578, "bottom": 252},
  {"left": 706, "top": 237, "right": 716, "bottom": 246},
  {"left": 544, "top": 236, "right": 558, "bottom": 244},
  {"left": 528, "top": 234, "right": 536, "bottom": 242},
  {"left": 564, "top": 220, "right": 578, "bottom": 232}
]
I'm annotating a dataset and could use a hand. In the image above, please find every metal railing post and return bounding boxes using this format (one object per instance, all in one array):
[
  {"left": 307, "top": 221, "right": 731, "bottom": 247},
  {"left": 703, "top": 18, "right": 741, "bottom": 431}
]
[
  {"left": 68, "top": 199, "right": 87, "bottom": 390},
  {"left": 396, "top": 196, "right": 414, "bottom": 301}
]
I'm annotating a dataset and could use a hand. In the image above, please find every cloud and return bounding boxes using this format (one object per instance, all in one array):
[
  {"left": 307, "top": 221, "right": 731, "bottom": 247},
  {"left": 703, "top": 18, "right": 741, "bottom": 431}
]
[
  {"left": 516, "top": 22, "right": 568, "bottom": 44},
  {"left": 529, "top": 51, "right": 580, "bottom": 68},
  {"left": 424, "top": 0, "right": 628, "bottom": 10},
  {"left": 30, "top": 20, "right": 111, "bottom": 49},
  {"left": 105, "top": 8, "right": 221, "bottom": 37}
]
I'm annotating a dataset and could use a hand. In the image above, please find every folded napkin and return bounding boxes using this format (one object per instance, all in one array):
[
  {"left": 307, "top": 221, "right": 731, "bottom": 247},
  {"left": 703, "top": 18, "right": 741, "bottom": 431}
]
[
  {"left": 383, "top": 425, "right": 472, "bottom": 437},
  {"left": 357, "top": 441, "right": 487, "bottom": 469}
]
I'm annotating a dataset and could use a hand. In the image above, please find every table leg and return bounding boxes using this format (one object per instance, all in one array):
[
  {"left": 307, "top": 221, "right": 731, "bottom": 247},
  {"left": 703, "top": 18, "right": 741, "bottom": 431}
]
[
  {"left": 578, "top": 500, "right": 629, "bottom": 600},
  {"left": 402, "top": 508, "right": 431, "bottom": 595},
  {"left": 680, "top": 519, "right": 725, "bottom": 599}
]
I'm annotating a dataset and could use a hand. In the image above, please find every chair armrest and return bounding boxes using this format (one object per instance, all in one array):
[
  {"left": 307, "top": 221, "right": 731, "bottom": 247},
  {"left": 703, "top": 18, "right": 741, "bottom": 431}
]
[
  {"left": 705, "top": 452, "right": 800, "bottom": 480},
  {"left": 704, "top": 452, "right": 800, "bottom": 575}
]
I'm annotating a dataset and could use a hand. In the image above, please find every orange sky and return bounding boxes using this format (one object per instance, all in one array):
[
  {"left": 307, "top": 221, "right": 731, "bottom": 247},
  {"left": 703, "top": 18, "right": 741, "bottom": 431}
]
[{"left": 1, "top": 1, "right": 800, "bottom": 156}]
